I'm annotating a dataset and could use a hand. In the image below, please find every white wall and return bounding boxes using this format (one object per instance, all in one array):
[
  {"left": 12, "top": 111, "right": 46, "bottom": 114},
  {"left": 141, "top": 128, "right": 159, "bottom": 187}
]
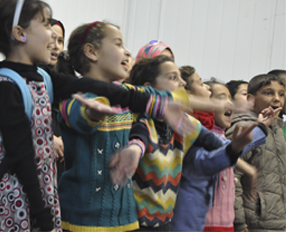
[{"left": 2, "top": 0, "right": 285, "bottom": 83}]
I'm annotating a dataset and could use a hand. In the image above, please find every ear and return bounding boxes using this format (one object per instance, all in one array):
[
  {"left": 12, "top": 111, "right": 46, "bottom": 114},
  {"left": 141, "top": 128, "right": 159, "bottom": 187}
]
[
  {"left": 12, "top": 25, "right": 26, "bottom": 43},
  {"left": 247, "top": 94, "right": 255, "bottom": 110},
  {"left": 84, "top": 43, "right": 98, "bottom": 62},
  {"left": 143, "top": 82, "right": 151, "bottom": 88}
]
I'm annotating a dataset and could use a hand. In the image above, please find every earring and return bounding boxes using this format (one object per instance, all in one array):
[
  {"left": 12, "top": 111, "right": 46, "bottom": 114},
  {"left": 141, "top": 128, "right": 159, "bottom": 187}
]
[{"left": 22, "top": 36, "right": 26, "bottom": 42}]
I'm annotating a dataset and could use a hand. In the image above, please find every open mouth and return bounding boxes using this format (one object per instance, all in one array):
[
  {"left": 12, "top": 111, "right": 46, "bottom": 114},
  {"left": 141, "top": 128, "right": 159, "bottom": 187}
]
[
  {"left": 224, "top": 110, "right": 233, "bottom": 118},
  {"left": 51, "top": 52, "right": 58, "bottom": 60},
  {"left": 270, "top": 106, "right": 279, "bottom": 110}
]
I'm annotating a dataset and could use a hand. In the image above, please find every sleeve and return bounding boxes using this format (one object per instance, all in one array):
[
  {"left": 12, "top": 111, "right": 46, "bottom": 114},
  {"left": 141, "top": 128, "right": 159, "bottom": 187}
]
[
  {"left": 58, "top": 92, "right": 106, "bottom": 134},
  {"left": 129, "top": 121, "right": 150, "bottom": 150},
  {"left": 45, "top": 67, "right": 190, "bottom": 120},
  {"left": 233, "top": 168, "right": 248, "bottom": 230},
  {"left": 0, "top": 82, "right": 53, "bottom": 230}
]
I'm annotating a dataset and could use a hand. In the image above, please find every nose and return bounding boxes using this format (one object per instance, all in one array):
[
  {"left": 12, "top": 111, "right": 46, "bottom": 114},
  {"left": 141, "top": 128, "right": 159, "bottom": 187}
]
[
  {"left": 124, "top": 46, "right": 131, "bottom": 57},
  {"left": 203, "top": 83, "right": 210, "bottom": 90},
  {"left": 179, "top": 76, "right": 186, "bottom": 87},
  {"left": 51, "top": 26, "right": 57, "bottom": 40},
  {"left": 274, "top": 92, "right": 280, "bottom": 101}
]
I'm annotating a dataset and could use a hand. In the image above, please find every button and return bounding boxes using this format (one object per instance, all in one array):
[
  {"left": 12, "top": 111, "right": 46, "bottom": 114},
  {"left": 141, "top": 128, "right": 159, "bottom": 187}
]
[
  {"left": 95, "top": 187, "right": 101, "bottom": 192},
  {"left": 127, "top": 183, "right": 131, "bottom": 188},
  {"left": 97, "top": 149, "right": 103, "bottom": 154},
  {"left": 222, "top": 185, "right": 226, "bottom": 189},
  {"left": 97, "top": 170, "right": 102, "bottom": 175},
  {"left": 223, "top": 176, "right": 227, "bottom": 181},
  {"left": 223, "top": 170, "right": 226, "bottom": 175},
  {"left": 115, "top": 142, "right": 120, "bottom": 149},
  {"left": 114, "top": 185, "right": 119, "bottom": 191}
]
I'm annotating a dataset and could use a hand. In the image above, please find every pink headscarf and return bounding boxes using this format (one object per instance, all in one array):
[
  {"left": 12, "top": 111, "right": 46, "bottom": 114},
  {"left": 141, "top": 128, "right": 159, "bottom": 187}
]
[{"left": 135, "top": 40, "right": 174, "bottom": 63}]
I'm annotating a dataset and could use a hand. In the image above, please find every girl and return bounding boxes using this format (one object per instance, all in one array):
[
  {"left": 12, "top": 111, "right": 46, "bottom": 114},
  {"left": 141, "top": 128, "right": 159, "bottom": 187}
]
[
  {"left": 0, "top": 1, "right": 191, "bottom": 231},
  {"left": 55, "top": 21, "right": 193, "bottom": 231},
  {"left": 109, "top": 56, "right": 272, "bottom": 231}
]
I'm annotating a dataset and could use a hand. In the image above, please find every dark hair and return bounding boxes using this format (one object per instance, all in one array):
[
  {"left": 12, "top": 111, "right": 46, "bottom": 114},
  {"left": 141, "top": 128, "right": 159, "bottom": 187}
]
[
  {"left": 248, "top": 74, "right": 285, "bottom": 95},
  {"left": 225, "top": 80, "right": 248, "bottom": 99},
  {"left": 57, "top": 21, "right": 117, "bottom": 75},
  {"left": 51, "top": 18, "right": 65, "bottom": 39},
  {"left": 179, "top": 65, "right": 196, "bottom": 91},
  {"left": 129, "top": 55, "right": 174, "bottom": 86},
  {"left": 204, "top": 77, "right": 225, "bottom": 97},
  {"left": 0, "top": 0, "right": 52, "bottom": 56},
  {"left": 268, "top": 69, "right": 286, "bottom": 81}
]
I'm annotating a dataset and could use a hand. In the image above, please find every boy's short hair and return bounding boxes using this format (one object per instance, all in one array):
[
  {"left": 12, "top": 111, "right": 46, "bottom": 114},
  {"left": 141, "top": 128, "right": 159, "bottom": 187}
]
[
  {"left": 248, "top": 74, "right": 285, "bottom": 96},
  {"left": 225, "top": 80, "right": 248, "bottom": 99},
  {"left": 179, "top": 66, "right": 196, "bottom": 91},
  {"left": 268, "top": 69, "right": 286, "bottom": 78}
]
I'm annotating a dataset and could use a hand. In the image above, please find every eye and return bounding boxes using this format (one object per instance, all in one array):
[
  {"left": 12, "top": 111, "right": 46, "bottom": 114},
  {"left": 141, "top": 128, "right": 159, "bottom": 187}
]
[
  {"left": 280, "top": 92, "right": 285, "bottom": 97},
  {"left": 169, "top": 75, "right": 177, "bottom": 80},
  {"left": 116, "top": 42, "right": 122, "bottom": 47},
  {"left": 58, "top": 39, "right": 64, "bottom": 45}
]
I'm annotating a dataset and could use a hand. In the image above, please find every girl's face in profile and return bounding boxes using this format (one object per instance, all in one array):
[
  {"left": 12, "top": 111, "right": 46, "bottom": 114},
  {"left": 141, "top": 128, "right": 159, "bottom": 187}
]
[
  {"left": 95, "top": 24, "right": 131, "bottom": 83},
  {"left": 152, "top": 61, "right": 186, "bottom": 92},
  {"left": 23, "top": 8, "right": 57, "bottom": 65}
]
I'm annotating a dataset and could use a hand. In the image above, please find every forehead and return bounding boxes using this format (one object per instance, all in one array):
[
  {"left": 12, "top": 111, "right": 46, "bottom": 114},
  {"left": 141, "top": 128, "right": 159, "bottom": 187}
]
[
  {"left": 159, "top": 61, "right": 179, "bottom": 74},
  {"left": 237, "top": 83, "right": 248, "bottom": 92},
  {"left": 104, "top": 24, "right": 122, "bottom": 39},
  {"left": 259, "top": 81, "right": 285, "bottom": 91},
  {"left": 190, "top": 72, "right": 201, "bottom": 82},
  {"left": 212, "top": 83, "right": 230, "bottom": 95},
  {"left": 52, "top": 24, "right": 63, "bottom": 37}
]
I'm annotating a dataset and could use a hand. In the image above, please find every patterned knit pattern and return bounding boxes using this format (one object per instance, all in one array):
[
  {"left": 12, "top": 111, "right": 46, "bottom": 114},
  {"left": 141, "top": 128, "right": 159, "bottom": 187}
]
[
  {"left": 133, "top": 116, "right": 201, "bottom": 227},
  {"left": 0, "top": 77, "right": 61, "bottom": 232}
]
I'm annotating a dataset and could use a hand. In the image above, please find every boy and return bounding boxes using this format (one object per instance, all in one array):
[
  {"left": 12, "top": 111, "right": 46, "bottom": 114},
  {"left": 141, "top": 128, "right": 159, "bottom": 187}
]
[{"left": 226, "top": 74, "right": 286, "bottom": 231}]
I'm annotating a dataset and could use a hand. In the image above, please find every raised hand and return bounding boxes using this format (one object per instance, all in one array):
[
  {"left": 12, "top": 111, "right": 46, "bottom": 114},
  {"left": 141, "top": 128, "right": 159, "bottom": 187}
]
[
  {"left": 258, "top": 106, "right": 282, "bottom": 127},
  {"left": 163, "top": 101, "right": 197, "bottom": 136},
  {"left": 231, "top": 123, "right": 257, "bottom": 154},
  {"left": 109, "top": 145, "right": 141, "bottom": 187}
]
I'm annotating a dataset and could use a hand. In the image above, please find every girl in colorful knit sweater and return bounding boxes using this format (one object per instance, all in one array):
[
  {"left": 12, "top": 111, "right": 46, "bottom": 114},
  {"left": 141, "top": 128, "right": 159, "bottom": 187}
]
[
  {"left": 109, "top": 56, "right": 272, "bottom": 231},
  {"left": 56, "top": 21, "right": 198, "bottom": 231}
]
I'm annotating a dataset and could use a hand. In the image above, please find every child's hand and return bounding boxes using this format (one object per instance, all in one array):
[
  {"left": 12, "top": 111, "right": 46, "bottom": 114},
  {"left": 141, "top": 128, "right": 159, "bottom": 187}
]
[
  {"left": 109, "top": 145, "right": 141, "bottom": 187},
  {"left": 258, "top": 106, "right": 282, "bottom": 128},
  {"left": 164, "top": 102, "right": 197, "bottom": 136},
  {"left": 72, "top": 93, "right": 121, "bottom": 121},
  {"left": 231, "top": 123, "right": 257, "bottom": 154},
  {"left": 53, "top": 135, "right": 64, "bottom": 162}
]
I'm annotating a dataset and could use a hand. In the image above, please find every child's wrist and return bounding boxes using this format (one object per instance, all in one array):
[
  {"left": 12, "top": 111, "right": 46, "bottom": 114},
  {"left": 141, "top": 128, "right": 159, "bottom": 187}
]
[{"left": 128, "top": 139, "right": 146, "bottom": 158}]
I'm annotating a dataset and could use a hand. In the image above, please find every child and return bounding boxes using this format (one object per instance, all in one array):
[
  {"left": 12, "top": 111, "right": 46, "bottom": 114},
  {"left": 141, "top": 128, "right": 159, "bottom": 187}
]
[
  {"left": 226, "top": 74, "right": 286, "bottom": 231},
  {"left": 178, "top": 65, "right": 214, "bottom": 129},
  {"left": 226, "top": 80, "right": 248, "bottom": 109},
  {"left": 109, "top": 56, "right": 274, "bottom": 231},
  {"left": 55, "top": 21, "right": 195, "bottom": 231},
  {"left": 202, "top": 79, "right": 241, "bottom": 232},
  {"left": 0, "top": 2, "right": 192, "bottom": 231}
]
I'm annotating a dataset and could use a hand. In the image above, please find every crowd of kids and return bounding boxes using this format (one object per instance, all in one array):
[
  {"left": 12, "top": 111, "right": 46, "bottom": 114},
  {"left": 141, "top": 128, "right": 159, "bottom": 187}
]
[{"left": 0, "top": 0, "right": 285, "bottom": 232}]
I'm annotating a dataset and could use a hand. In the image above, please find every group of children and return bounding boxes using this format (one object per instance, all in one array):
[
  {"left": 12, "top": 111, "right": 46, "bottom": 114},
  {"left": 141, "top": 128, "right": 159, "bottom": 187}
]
[{"left": 0, "top": 1, "right": 285, "bottom": 232}]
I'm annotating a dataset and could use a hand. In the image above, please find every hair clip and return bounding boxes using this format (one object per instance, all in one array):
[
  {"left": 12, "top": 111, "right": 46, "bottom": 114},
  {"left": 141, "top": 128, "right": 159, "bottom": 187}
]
[{"left": 59, "top": 50, "right": 70, "bottom": 60}]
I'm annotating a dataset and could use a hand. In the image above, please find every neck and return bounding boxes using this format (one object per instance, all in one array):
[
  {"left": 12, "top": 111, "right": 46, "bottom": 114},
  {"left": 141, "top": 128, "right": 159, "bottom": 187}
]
[
  {"left": 6, "top": 45, "right": 35, "bottom": 65},
  {"left": 84, "top": 64, "right": 112, "bottom": 83}
]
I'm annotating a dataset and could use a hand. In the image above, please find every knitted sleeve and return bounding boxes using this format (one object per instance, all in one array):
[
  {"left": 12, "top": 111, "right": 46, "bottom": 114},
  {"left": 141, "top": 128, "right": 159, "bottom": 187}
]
[
  {"left": 46, "top": 67, "right": 190, "bottom": 120},
  {"left": 58, "top": 92, "right": 106, "bottom": 133}
]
